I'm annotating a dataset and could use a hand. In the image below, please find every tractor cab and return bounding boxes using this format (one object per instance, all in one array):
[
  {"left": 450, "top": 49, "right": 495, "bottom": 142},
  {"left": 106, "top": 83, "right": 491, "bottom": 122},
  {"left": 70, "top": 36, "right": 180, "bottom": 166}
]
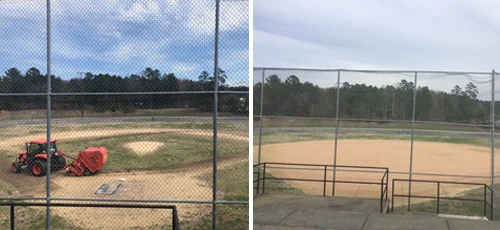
[
  {"left": 25, "top": 138, "right": 57, "bottom": 160},
  {"left": 12, "top": 138, "right": 66, "bottom": 176}
]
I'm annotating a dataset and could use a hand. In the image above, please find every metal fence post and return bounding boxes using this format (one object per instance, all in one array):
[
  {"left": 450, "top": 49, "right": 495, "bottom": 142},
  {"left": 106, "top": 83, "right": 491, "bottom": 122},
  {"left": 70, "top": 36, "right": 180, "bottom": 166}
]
[
  {"left": 490, "top": 70, "right": 495, "bottom": 220},
  {"left": 258, "top": 69, "right": 265, "bottom": 164},
  {"left": 408, "top": 72, "right": 418, "bottom": 211},
  {"left": 212, "top": 0, "right": 220, "bottom": 229},
  {"left": 45, "top": 0, "right": 52, "bottom": 229},
  {"left": 332, "top": 70, "right": 341, "bottom": 196}
]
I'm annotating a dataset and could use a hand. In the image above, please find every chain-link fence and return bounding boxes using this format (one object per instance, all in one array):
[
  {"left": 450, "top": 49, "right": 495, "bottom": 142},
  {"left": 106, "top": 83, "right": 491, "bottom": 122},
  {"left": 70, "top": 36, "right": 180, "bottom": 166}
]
[
  {"left": 0, "top": 0, "right": 249, "bottom": 229},
  {"left": 254, "top": 67, "right": 499, "bottom": 220}
]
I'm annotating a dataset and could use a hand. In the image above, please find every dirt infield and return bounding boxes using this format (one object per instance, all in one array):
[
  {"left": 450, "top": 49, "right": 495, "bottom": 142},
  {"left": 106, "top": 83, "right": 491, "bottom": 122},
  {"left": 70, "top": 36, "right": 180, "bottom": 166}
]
[{"left": 255, "top": 139, "right": 500, "bottom": 205}]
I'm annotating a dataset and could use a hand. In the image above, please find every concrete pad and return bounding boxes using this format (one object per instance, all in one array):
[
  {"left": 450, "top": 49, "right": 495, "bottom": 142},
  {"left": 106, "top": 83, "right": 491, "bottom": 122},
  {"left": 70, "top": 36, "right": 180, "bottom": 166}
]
[
  {"left": 363, "top": 213, "right": 449, "bottom": 230},
  {"left": 254, "top": 224, "right": 329, "bottom": 230},
  {"left": 279, "top": 209, "right": 369, "bottom": 229},
  {"left": 255, "top": 194, "right": 384, "bottom": 213},
  {"left": 447, "top": 218, "right": 500, "bottom": 230},
  {"left": 253, "top": 208, "right": 296, "bottom": 225}
]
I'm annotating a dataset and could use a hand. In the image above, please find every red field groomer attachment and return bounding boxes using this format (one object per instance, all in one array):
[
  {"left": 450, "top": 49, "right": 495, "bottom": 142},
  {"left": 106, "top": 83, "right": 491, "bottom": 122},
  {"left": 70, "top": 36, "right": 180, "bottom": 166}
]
[{"left": 63, "top": 147, "right": 108, "bottom": 176}]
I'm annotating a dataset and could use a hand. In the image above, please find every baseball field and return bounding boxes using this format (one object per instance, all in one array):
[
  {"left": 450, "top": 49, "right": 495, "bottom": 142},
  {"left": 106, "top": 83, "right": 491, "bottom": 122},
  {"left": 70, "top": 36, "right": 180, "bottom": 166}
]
[
  {"left": 0, "top": 115, "right": 249, "bottom": 229},
  {"left": 254, "top": 130, "right": 500, "bottom": 215}
]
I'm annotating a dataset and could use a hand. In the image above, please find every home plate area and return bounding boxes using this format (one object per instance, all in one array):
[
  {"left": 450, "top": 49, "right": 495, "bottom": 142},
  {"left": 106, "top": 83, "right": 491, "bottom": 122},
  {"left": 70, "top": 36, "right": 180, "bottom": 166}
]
[{"left": 95, "top": 183, "right": 122, "bottom": 195}]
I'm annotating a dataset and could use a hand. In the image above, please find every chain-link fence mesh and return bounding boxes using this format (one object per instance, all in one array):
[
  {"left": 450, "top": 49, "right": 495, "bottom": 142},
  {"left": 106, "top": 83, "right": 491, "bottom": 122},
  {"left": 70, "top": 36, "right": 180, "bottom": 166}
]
[
  {"left": 254, "top": 67, "right": 499, "bottom": 220},
  {"left": 0, "top": 0, "right": 249, "bottom": 229}
]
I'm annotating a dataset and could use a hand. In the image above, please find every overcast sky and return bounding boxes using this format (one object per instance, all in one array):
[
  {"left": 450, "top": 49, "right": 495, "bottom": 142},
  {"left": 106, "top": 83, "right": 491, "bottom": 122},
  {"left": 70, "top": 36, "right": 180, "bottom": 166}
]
[
  {"left": 254, "top": 0, "right": 500, "bottom": 98},
  {"left": 0, "top": 0, "right": 248, "bottom": 85}
]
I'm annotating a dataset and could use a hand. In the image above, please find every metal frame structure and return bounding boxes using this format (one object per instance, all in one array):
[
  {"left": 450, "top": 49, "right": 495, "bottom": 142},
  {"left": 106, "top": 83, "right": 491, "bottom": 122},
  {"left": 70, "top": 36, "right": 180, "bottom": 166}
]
[
  {"left": 253, "top": 162, "right": 389, "bottom": 213},
  {"left": 254, "top": 67, "right": 497, "bottom": 218},
  {"left": 3, "top": 202, "right": 180, "bottom": 230},
  {"left": 392, "top": 179, "right": 494, "bottom": 220}
]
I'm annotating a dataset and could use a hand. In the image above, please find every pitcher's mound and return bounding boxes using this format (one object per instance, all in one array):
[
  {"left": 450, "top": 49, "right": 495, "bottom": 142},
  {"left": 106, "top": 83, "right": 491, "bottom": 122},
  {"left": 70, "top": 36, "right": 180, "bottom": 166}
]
[{"left": 124, "top": 141, "right": 164, "bottom": 156}]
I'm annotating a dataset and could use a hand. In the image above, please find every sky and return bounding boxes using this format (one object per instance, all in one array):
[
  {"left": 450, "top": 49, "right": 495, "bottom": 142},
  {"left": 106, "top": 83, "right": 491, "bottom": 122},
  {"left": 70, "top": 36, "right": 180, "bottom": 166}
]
[
  {"left": 253, "top": 0, "right": 500, "bottom": 99},
  {"left": 0, "top": 0, "right": 249, "bottom": 86}
]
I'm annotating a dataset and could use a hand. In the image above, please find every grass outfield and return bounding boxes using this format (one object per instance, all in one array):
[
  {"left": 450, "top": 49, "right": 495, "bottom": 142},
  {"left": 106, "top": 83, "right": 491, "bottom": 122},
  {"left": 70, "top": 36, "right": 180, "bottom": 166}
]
[
  {"left": 254, "top": 132, "right": 500, "bottom": 148},
  {"left": 254, "top": 117, "right": 491, "bottom": 133}
]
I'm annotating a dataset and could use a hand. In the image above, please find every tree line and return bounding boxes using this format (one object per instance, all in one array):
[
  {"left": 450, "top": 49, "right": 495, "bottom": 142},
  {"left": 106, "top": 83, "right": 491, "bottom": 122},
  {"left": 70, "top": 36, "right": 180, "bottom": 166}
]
[
  {"left": 0, "top": 67, "right": 249, "bottom": 114},
  {"left": 254, "top": 74, "right": 495, "bottom": 124}
]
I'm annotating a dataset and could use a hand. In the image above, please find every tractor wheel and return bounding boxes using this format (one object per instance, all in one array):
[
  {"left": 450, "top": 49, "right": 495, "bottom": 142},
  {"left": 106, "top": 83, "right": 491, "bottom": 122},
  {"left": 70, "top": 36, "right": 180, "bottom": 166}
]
[
  {"left": 51, "top": 155, "right": 66, "bottom": 171},
  {"left": 30, "top": 159, "right": 47, "bottom": 177},
  {"left": 83, "top": 168, "right": 92, "bottom": 176},
  {"left": 11, "top": 162, "right": 21, "bottom": 173}
]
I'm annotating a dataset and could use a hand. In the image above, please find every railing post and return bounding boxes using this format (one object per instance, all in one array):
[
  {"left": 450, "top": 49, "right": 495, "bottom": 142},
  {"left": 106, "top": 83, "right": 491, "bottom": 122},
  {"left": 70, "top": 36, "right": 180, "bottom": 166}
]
[
  {"left": 437, "top": 182, "right": 440, "bottom": 214},
  {"left": 172, "top": 206, "right": 180, "bottom": 230},
  {"left": 391, "top": 179, "right": 395, "bottom": 212},
  {"left": 380, "top": 177, "right": 384, "bottom": 213},
  {"left": 262, "top": 163, "right": 266, "bottom": 194},
  {"left": 10, "top": 205, "right": 14, "bottom": 230},
  {"left": 256, "top": 169, "right": 260, "bottom": 195},
  {"left": 323, "top": 166, "right": 327, "bottom": 196},
  {"left": 332, "top": 166, "right": 336, "bottom": 196},
  {"left": 491, "top": 186, "right": 494, "bottom": 220},
  {"left": 386, "top": 170, "right": 389, "bottom": 200},
  {"left": 484, "top": 185, "right": 487, "bottom": 218}
]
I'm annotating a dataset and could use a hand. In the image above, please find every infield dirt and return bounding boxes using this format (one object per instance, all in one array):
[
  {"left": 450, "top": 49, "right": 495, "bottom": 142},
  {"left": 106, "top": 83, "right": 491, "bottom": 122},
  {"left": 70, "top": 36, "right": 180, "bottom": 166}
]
[{"left": 255, "top": 139, "right": 500, "bottom": 206}]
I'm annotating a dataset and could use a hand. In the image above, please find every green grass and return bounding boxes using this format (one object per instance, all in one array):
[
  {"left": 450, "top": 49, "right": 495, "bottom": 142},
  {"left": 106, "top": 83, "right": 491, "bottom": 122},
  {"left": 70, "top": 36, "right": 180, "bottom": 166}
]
[
  {"left": 254, "top": 132, "right": 500, "bottom": 148},
  {"left": 0, "top": 121, "right": 247, "bottom": 170},
  {"left": 253, "top": 170, "right": 303, "bottom": 195},
  {"left": 0, "top": 206, "right": 86, "bottom": 230},
  {"left": 56, "top": 133, "right": 247, "bottom": 170},
  {"left": 255, "top": 117, "right": 492, "bottom": 132},
  {"left": 184, "top": 162, "right": 249, "bottom": 229},
  {"left": 0, "top": 108, "right": 242, "bottom": 121},
  {"left": 0, "top": 180, "right": 15, "bottom": 195}
]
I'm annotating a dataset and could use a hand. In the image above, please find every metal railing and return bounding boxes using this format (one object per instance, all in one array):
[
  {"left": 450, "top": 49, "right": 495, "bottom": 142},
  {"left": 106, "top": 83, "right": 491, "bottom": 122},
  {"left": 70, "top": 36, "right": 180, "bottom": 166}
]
[
  {"left": 253, "top": 162, "right": 389, "bottom": 213},
  {"left": 392, "top": 179, "right": 494, "bottom": 220},
  {"left": 1, "top": 202, "right": 179, "bottom": 230}
]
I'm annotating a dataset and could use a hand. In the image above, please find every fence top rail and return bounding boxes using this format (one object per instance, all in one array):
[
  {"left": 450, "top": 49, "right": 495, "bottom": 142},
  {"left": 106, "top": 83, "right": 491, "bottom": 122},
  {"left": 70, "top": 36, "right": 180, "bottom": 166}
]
[
  {"left": 0, "top": 202, "right": 178, "bottom": 209},
  {"left": 253, "top": 67, "right": 494, "bottom": 75},
  {"left": 257, "top": 162, "right": 389, "bottom": 171},
  {"left": 393, "top": 178, "right": 489, "bottom": 187}
]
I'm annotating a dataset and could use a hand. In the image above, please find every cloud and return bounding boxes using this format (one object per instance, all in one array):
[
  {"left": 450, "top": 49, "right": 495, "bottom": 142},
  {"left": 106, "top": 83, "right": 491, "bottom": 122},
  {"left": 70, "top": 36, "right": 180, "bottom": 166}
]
[
  {"left": 116, "top": 0, "right": 162, "bottom": 22},
  {"left": 0, "top": 0, "right": 249, "bottom": 81},
  {"left": 254, "top": 0, "right": 500, "bottom": 72},
  {"left": 186, "top": 0, "right": 248, "bottom": 36},
  {"left": 171, "top": 62, "right": 196, "bottom": 74}
]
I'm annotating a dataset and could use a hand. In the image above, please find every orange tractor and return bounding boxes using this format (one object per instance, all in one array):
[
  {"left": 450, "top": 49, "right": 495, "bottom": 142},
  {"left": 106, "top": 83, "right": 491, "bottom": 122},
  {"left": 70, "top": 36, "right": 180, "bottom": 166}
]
[{"left": 11, "top": 138, "right": 107, "bottom": 176}]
